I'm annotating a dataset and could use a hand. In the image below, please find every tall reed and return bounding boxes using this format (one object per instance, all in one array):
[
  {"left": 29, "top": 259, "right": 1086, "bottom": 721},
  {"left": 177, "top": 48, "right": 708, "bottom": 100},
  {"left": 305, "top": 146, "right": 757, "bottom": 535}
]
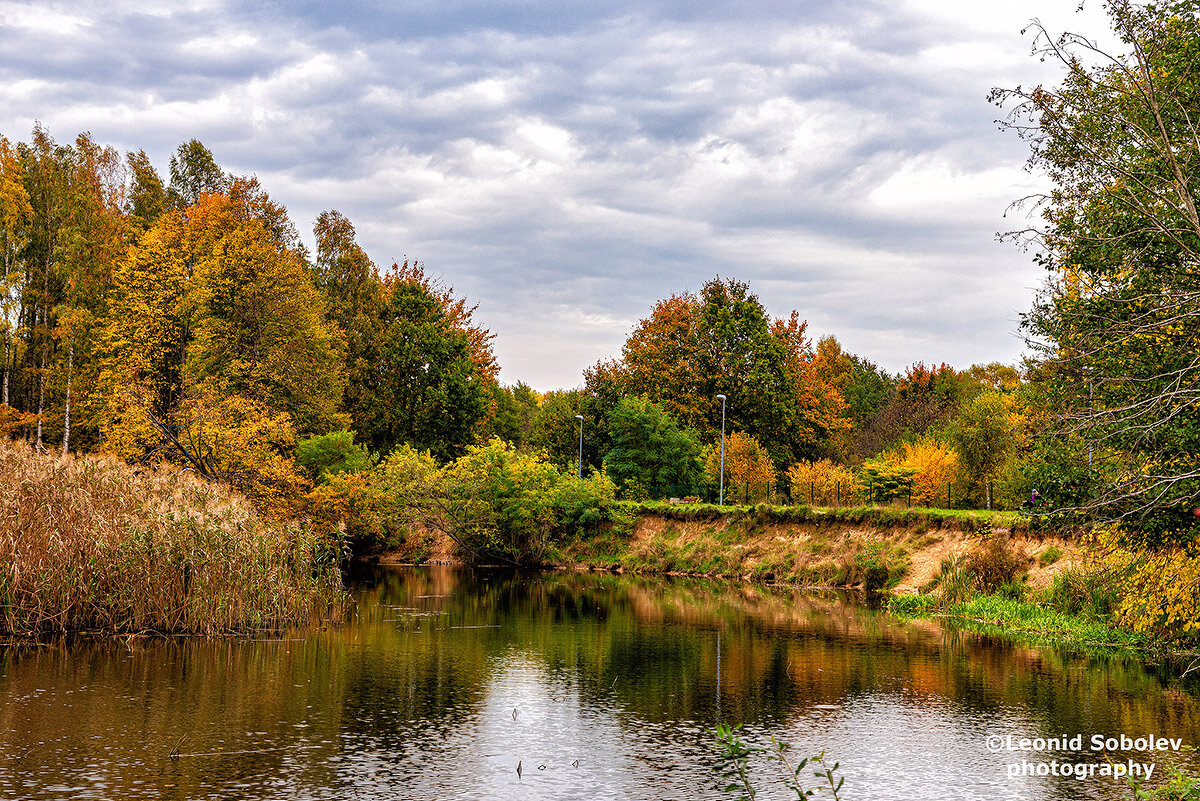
[{"left": 0, "top": 440, "right": 346, "bottom": 636}]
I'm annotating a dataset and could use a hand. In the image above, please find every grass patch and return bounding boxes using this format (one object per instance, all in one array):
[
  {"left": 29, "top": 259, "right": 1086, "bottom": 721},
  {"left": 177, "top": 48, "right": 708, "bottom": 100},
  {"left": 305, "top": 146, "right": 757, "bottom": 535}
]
[
  {"left": 0, "top": 440, "right": 347, "bottom": 637},
  {"left": 887, "top": 592, "right": 1149, "bottom": 652}
]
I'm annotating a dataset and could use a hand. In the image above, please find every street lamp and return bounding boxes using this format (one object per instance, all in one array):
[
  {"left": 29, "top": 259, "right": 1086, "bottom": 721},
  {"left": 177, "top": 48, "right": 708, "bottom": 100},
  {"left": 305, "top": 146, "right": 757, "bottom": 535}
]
[
  {"left": 715, "top": 394, "right": 727, "bottom": 505},
  {"left": 575, "top": 414, "right": 584, "bottom": 478}
]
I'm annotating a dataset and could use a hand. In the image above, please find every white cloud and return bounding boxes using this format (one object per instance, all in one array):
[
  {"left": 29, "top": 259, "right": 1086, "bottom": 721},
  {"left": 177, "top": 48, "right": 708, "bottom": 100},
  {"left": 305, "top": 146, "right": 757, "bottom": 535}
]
[{"left": 0, "top": 0, "right": 1106, "bottom": 388}]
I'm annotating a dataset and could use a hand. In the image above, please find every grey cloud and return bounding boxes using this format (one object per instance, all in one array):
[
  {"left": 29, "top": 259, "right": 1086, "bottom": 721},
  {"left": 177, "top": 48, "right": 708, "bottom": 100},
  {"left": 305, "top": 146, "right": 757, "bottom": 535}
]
[{"left": 1, "top": 0, "right": 1057, "bottom": 387}]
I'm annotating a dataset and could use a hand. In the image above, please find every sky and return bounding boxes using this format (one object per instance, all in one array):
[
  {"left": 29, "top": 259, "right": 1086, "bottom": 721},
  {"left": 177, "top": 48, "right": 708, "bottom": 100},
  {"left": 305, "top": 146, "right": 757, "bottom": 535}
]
[{"left": 0, "top": 0, "right": 1119, "bottom": 391}]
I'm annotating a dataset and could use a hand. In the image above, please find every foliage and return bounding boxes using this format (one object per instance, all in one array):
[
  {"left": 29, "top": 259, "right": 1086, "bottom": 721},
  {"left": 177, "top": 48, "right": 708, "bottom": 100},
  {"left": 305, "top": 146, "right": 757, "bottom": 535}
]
[
  {"left": 703, "top": 431, "right": 777, "bottom": 503},
  {"left": 94, "top": 185, "right": 340, "bottom": 512},
  {"left": 950, "top": 390, "right": 1022, "bottom": 508},
  {"left": 996, "top": 0, "right": 1200, "bottom": 542},
  {"left": 619, "top": 277, "right": 846, "bottom": 468},
  {"left": 528, "top": 389, "right": 592, "bottom": 472},
  {"left": 297, "top": 429, "right": 376, "bottom": 484},
  {"left": 332, "top": 440, "right": 621, "bottom": 562},
  {"left": 348, "top": 276, "right": 488, "bottom": 460},
  {"left": 1101, "top": 527, "right": 1200, "bottom": 641},
  {"left": 479, "top": 381, "right": 540, "bottom": 448},
  {"left": 787, "top": 458, "right": 858, "bottom": 506},
  {"left": 857, "top": 456, "right": 917, "bottom": 504},
  {"left": 604, "top": 394, "right": 703, "bottom": 497},
  {"left": 896, "top": 436, "right": 959, "bottom": 506},
  {"left": 852, "top": 362, "right": 963, "bottom": 458}
]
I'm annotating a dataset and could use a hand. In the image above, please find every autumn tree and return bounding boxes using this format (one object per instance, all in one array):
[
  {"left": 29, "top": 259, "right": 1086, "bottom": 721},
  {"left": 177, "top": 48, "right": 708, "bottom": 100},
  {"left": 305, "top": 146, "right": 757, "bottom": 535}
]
[
  {"left": 97, "top": 182, "right": 343, "bottom": 509},
  {"left": 15, "top": 125, "right": 72, "bottom": 451},
  {"left": 0, "top": 135, "right": 31, "bottom": 411},
  {"left": 995, "top": 0, "right": 1200, "bottom": 539},
  {"left": 620, "top": 277, "right": 845, "bottom": 469},
  {"left": 854, "top": 362, "right": 963, "bottom": 457},
  {"left": 702, "top": 431, "right": 777, "bottom": 503},
  {"left": 55, "top": 133, "right": 130, "bottom": 453}
]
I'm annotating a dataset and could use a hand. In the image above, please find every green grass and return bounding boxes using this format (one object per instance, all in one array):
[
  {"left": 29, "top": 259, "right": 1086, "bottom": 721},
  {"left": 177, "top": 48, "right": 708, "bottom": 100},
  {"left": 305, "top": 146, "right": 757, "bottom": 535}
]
[
  {"left": 888, "top": 592, "right": 1149, "bottom": 652},
  {"left": 619, "top": 500, "right": 1036, "bottom": 533}
]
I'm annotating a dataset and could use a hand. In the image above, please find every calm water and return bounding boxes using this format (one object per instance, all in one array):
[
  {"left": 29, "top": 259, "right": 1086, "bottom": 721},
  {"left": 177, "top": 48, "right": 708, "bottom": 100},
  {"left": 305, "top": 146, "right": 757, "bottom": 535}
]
[{"left": 1, "top": 565, "right": 1198, "bottom": 800}]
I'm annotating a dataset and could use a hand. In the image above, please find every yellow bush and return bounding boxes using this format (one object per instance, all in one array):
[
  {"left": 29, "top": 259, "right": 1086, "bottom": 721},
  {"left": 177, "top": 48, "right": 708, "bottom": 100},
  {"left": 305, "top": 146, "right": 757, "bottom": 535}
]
[
  {"left": 787, "top": 459, "right": 858, "bottom": 505},
  {"left": 896, "top": 436, "right": 958, "bottom": 506},
  {"left": 1100, "top": 527, "right": 1200, "bottom": 640}
]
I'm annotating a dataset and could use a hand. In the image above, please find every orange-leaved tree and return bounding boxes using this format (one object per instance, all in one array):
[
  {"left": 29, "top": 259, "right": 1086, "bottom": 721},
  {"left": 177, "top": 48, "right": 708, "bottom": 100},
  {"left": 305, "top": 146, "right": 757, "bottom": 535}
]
[{"left": 703, "top": 431, "right": 777, "bottom": 503}]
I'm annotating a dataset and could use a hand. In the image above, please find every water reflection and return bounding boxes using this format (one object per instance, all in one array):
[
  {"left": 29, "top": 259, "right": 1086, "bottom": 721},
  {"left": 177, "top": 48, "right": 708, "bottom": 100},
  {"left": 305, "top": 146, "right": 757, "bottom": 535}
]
[{"left": 0, "top": 565, "right": 1197, "bottom": 800}]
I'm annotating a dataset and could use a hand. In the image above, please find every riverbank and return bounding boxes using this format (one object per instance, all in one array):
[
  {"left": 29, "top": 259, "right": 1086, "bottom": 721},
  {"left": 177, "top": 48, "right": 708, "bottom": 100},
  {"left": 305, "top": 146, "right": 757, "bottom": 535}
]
[
  {"left": 551, "top": 501, "right": 1072, "bottom": 592},
  {"left": 0, "top": 440, "right": 347, "bottom": 637},
  {"left": 381, "top": 501, "right": 1200, "bottom": 661}
]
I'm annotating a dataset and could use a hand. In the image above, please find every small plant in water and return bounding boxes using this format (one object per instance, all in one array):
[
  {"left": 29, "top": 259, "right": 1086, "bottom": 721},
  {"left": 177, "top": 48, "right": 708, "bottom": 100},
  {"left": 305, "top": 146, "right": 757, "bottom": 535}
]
[{"left": 712, "top": 723, "right": 844, "bottom": 799}]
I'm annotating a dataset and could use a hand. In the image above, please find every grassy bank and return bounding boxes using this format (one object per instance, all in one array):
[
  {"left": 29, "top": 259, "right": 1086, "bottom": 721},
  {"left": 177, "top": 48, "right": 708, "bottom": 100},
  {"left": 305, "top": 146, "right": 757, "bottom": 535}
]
[
  {"left": 550, "top": 500, "right": 1062, "bottom": 592},
  {"left": 888, "top": 593, "right": 1151, "bottom": 652},
  {"left": 0, "top": 440, "right": 347, "bottom": 637}
]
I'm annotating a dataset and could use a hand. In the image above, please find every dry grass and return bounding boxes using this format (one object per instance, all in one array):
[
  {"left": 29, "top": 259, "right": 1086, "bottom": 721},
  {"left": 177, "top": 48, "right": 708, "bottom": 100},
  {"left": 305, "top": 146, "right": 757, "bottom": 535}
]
[{"left": 0, "top": 439, "right": 346, "bottom": 637}]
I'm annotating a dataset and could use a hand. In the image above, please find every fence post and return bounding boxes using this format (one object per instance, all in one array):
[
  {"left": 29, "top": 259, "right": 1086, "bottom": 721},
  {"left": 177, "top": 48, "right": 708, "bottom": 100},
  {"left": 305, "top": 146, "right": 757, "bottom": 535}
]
[
  {"left": 836, "top": 482, "right": 840, "bottom": 506},
  {"left": 947, "top": 481, "right": 951, "bottom": 510}
]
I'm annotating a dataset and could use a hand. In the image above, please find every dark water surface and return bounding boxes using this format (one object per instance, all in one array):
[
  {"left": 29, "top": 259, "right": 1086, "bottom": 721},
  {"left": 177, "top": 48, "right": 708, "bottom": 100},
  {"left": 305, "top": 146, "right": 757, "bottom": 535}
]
[{"left": 2, "top": 565, "right": 1198, "bottom": 800}]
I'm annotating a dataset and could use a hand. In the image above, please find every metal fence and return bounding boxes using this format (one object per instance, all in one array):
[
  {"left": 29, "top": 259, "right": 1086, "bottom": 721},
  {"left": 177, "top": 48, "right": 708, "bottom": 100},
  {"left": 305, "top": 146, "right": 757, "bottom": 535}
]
[{"left": 634, "top": 479, "right": 1008, "bottom": 511}]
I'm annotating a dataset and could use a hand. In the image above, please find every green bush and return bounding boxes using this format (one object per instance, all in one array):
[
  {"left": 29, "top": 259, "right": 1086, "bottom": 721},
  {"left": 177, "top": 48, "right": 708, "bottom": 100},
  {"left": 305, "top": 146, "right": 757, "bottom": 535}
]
[
  {"left": 297, "top": 430, "right": 376, "bottom": 484},
  {"left": 857, "top": 458, "right": 917, "bottom": 503}
]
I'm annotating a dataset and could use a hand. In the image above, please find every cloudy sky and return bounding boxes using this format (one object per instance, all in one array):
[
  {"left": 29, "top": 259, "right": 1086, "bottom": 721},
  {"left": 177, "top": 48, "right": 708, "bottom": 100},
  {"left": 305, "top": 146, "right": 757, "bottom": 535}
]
[{"left": 0, "top": 0, "right": 1117, "bottom": 390}]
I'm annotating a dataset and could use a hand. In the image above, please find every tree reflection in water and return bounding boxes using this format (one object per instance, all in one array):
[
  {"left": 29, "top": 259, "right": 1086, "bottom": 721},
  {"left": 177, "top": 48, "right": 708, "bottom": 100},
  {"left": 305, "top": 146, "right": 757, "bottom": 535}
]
[{"left": 0, "top": 565, "right": 1196, "bottom": 800}]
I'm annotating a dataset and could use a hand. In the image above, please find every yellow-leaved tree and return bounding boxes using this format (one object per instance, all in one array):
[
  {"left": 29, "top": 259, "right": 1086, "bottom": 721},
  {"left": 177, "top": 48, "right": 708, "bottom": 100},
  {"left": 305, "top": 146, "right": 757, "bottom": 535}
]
[
  {"left": 787, "top": 458, "right": 858, "bottom": 506},
  {"left": 97, "top": 171, "right": 344, "bottom": 516}
]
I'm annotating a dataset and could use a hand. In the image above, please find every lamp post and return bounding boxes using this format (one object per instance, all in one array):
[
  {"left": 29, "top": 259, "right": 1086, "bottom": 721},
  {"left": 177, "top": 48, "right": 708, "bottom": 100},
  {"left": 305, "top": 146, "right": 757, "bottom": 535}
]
[
  {"left": 574, "top": 414, "right": 584, "bottom": 479},
  {"left": 716, "top": 394, "right": 727, "bottom": 505}
]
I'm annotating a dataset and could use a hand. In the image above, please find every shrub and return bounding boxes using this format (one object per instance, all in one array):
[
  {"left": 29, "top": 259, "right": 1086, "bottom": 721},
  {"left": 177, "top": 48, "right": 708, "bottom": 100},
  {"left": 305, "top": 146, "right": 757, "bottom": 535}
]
[
  {"left": 857, "top": 457, "right": 917, "bottom": 503},
  {"left": 966, "top": 534, "right": 1026, "bottom": 593},
  {"left": 787, "top": 459, "right": 858, "bottom": 506},
  {"left": 297, "top": 430, "right": 376, "bottom": 484}
]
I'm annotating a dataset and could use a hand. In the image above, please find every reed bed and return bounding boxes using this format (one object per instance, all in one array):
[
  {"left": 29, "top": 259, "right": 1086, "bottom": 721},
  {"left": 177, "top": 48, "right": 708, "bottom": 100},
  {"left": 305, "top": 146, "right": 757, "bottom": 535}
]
[{"left": 0, "top": 440, "right": 347, "bottom": 637}]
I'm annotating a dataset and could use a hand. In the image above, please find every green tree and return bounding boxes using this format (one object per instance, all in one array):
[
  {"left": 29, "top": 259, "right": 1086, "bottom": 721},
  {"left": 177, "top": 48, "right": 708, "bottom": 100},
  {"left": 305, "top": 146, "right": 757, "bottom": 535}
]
[
  {"left": 297, "top": 430, "right": 376, "bottom": 484},
  {"left": 528, "top": 389, "right": 591, "bottom": 471},
  {"left": 352, "top": 278, "right": 487, "bottom": 461},
  {"left": 167, "top": 139, "right": 228, "bottom": 208},
  {"left": 950, "top": 390, "right": 1021, "bottom": 509},
  {"left": 480, "top": 381, "right": 540, "bottom": 448},
  {"left": 603, "top": 395, "right": 702, "bottom": 497},
  {"left": 125, "top": 149, "right": 166, "bottom": 232},
  {"left": 994, "top": 0, "right": 1200, "bottom": 539}
]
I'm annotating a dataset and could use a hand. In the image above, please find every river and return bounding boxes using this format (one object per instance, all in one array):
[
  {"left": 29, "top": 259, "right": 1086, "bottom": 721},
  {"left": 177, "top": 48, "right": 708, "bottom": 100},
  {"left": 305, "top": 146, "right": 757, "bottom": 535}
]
[{"left": 1, "top": 565, "right": 1197, "bottom": 800}]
